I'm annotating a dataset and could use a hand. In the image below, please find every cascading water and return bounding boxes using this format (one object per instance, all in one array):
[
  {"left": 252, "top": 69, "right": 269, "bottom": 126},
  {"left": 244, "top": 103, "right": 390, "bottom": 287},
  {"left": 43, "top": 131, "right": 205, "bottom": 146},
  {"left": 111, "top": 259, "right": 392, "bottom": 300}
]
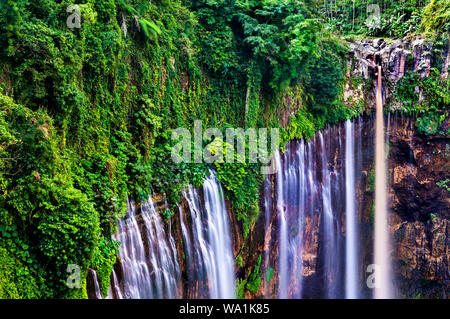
[
  {"left": 319, "top": 130, "right": 341, "bottom": 299},
  {"left": 141, "top": 198, "right": 180, "bottom": 298},
  {"left": 264, "top": 118, "right": 378, "bottom": 299},
  {"left": 115, "top": 200, "right": 152, "bottom": 299},
  {"left": 345, "top": 119, "right": 358, "bottom": 299},
  {"left": 105, "top": 109, "right": 392, "bottom": 299},
  {"left": 89, "top": 269, "right": 103, "bottom": 299},
  {"left": 108, "top": 172, "right": 234, "bottom": 299},
  {"left": 275, "top": 151, "right": 289, "bottom": 298},
  {"left": 113, "top": 198, "right": 180, "bottom": 299},
  {"left": 374, "top": 66, "right": 392, "bottom": 298},
  {"left": 272, "top": 142, "right": 309, "bottom": 299},
  {"left": 180, "top": 172, "right": 235, "bottom": 299},
  {"left": 262, "top": 176, "right": 274, "bottom": 297},
  {"left": 107, "top": 269, "right": 123, "bottom": 299}
]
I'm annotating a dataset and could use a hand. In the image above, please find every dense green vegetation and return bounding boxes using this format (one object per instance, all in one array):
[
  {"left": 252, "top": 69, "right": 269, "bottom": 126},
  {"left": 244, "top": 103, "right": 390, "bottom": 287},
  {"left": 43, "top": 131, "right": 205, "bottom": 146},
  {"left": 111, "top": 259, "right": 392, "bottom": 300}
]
[
  {"left": 0, "top": 0, "right": 447, "bottom": 299},
  {"left": 396, "top": 64, "right": 450, "bottom": 136},
  {"left": 322, "top": 0, "right": 450, "bottom": 37}
]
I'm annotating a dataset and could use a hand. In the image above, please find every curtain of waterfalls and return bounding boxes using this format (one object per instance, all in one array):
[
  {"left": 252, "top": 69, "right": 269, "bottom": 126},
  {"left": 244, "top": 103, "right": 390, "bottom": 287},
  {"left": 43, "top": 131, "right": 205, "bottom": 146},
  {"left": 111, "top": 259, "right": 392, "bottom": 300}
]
[
  {"left": 103, "top": 116, "right": 394, "bottom": 300},
  {"left": 264, "top": 118, "right": 377, "bottom": 299},
  {"left": 180, "top": 172, "right": 235, "bottom": 299},
  {"left": 112, "top": 198, "right": 180, "bottom": 299},
  {"left": 270, "top": 140, "right": 317, "bottom": 298}
]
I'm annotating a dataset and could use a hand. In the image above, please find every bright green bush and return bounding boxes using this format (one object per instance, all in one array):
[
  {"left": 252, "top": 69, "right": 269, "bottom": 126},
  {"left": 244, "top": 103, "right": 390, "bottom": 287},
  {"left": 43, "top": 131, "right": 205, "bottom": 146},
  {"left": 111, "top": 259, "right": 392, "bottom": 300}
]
[
  {"left": 396, "top": 68, "right": 449, "bottom": 136},
  {"left": 421, "top": 0, "right": 450, "bottom": 33},
  {"left": 246, "top": 254, "right": 262, "bottom": 294},
  {"left": 0, "top": 246, "right": 39, "bottom": 299}
]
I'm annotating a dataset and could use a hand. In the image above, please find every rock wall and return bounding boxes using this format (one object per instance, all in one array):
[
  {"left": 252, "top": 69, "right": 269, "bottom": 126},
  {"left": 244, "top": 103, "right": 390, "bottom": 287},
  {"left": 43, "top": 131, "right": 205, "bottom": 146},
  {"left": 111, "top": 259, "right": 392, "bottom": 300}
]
[
  {"left": 99, "top": 36, "right": 449, "bottom": 299},
  {"left": 388, "top": 115, "right": 449, "bottom": 298},
  {"left": 102, "top": 114, "right": 448, "bottom": 299},
  {"left": 344, "top": 36, "right": 450, "bottom": 111},
  {"left": 241, "top": 115, "right": 449, "bottom": 299}
]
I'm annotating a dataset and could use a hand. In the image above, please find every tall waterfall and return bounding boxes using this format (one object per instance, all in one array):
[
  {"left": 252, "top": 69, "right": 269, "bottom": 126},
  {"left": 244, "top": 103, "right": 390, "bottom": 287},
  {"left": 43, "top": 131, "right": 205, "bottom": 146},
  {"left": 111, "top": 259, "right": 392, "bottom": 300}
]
[
  {"left": 264, "top": 118, "right": 376, "bottom": 299},
  {"left": 273, "top": 141, "right": 308, "bottom": 299},
  {"left": 113, "top": 198, "right": 180, "bottom": 299},
  {"left": 180, "top": 172, "right": 235, "bottom": 299},
  {"left": 275, "top": 151, "right": 289, "bottom": 298},
  {"left": 374, "top": 66, "right": 392, "bottom": 298},
  {"left": 319, "top": 131, "right": 341, "bottom": 299},
  {"left": 345, "top": 119, "right": 358, "bottom": 299},
  {"left": 88, "top": 269, "right": 103, "bottom": 299},
  {"left": 103, "top": 115, "right": 397, "bottom": 299}
]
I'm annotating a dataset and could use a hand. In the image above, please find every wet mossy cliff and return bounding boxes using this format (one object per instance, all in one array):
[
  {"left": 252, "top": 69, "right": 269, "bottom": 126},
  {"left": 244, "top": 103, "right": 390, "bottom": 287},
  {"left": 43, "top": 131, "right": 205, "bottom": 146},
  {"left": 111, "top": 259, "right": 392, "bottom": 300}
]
[
  {"left": 0, "top": 1, "right": 448, "bottom": 299},
  {"left": 234, "top": 37, "right": 449, "bottom": 299},
  {"left": 107, "top": 37, "right": 449, "bottom": 299}
]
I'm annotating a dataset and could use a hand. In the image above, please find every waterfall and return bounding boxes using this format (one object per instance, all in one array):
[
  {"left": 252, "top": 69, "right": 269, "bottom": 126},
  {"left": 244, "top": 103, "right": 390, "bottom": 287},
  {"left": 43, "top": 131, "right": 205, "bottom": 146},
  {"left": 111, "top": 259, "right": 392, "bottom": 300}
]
[
  {"left": 345, "top": 119, "right": 358, "bottom": 299},
  {"left": 271, "top": 141, "right": 309, "bottom": 298},
  {"left": 275, "top": 151, "right": 289, "bottom": 298},
  {"left": 319, "top": 131, "right": 335, "bottom": 298},
  {"left": 374, "top": 66, "right": 392, "bottom": 298},
  {"left": 115, "top": 200, "right": 152, "bottom": 298},
  {"left": 89, "top": 269, "right": 103, "bottom": 299},
  {"left": 263, "top": 175, "right": 273, "bottom": 297},
  {"left": 105, "top": 114, "right": 394, "bottom": 299},
  {"left": 180, "top": 172, "right": 235, "bottom": 299},
  {"left": 111, "top": 172, "right": 234, "bottom": 299},
  {"left": 264, "top": 118, "right": 381, "bottom": 299},
  {"left": 107, "top": 269, "right": 123, "bottom": 299},
  {"left": 113, "top": 198, "right": 180, "bottom": 299}
]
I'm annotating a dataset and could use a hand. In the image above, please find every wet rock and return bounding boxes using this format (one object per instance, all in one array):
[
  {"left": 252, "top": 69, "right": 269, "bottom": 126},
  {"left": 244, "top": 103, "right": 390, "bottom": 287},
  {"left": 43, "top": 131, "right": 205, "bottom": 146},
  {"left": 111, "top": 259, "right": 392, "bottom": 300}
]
[
  {"left": 345, "top": 36, "right": 448, "bottom": 114},
  {"left": 387, "top": 116, "right": 450, "bottom": 298}
]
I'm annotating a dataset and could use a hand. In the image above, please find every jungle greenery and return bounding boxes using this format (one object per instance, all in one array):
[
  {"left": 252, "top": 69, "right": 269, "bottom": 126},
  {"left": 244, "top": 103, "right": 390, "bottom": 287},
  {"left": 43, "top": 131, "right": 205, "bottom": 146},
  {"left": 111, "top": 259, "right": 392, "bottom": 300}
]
[
  {"left": 321, "top": 0, "right": 450, "bottom": 37},
  {"left": 0, "top": 0, "right": 447, "bottom": 298}
]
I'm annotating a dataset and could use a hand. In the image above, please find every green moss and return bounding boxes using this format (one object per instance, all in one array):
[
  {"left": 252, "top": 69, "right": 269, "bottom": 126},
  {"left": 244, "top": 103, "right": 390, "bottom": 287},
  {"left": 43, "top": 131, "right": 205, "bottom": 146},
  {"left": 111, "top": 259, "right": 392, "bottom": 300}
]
[
  {"left": 421, "top": 0, "right": 450, "bottom": 33},
  {"left": 91, "top": 237, "right": 119, "bottom": 297},
  {"left": 245, "top": 255, "right": 262, "bottom": 294},
  {"left": 396, "top": 67, "right": 449, "bottom": 136},
  {"left": 436, "top": 179, "right": 450, "bottom": 191},
  {"left": 0, "top": 246, "right": 39, "bottom": 299},
  {"left": 265, "top": 267, "right": 274, "bottom": 284},
  {"left": 370, "top": 201, "right": 375, "bottom": 223},
  {"left": 236, "top": 278, "right": 247, "bottom": 299},
  {"left": 368, "top": 168, "right": 375, "bottom": 193}
]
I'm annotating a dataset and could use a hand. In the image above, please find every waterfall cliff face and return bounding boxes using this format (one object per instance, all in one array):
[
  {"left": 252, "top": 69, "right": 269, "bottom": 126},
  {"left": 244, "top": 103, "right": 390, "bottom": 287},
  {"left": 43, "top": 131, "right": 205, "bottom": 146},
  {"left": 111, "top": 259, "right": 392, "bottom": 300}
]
[
  {"left": 179, "top": 174, "right": 235, "bottom": 299},
  {"left": 82, "top": 37, "right": 450, "bottom": 300},
  {"left": 111, "top": 198, "right": 180, "bottom": 299},
  {"left": 88, "top": 114, "right": 447, "bottom": 299},
  {"left": 253, "top": 115, "right": 448, "bottom": 299},
  {"left": 386, "top": 116, "right": 449, "bottom": 298},
  {"left": 262, "top": 118, "right": 375, "bottom": 299},
  {"left": 106, "top": 173, "right": 235, "bottom": 299},
  {"left": 344, "top": 37, "right": 449, "bottom": 112}
]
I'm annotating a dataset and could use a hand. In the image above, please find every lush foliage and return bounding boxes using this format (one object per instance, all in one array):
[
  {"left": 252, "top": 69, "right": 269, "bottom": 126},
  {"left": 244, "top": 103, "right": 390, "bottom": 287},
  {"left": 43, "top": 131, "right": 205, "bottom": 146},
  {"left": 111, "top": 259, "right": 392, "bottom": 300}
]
[
  {"left": 396, "top": 67, "right": 449, "bottom": 136},
  {"left": 321, "top": 0, "right": 449, "bottom": 37}
]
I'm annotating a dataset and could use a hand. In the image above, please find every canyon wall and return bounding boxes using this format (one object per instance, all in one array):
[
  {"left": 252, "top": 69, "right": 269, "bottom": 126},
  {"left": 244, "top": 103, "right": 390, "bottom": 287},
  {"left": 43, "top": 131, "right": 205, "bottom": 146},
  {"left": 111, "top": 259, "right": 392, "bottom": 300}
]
[{"left": 93, "top": 37, "right": 449, "bottom": 299}]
